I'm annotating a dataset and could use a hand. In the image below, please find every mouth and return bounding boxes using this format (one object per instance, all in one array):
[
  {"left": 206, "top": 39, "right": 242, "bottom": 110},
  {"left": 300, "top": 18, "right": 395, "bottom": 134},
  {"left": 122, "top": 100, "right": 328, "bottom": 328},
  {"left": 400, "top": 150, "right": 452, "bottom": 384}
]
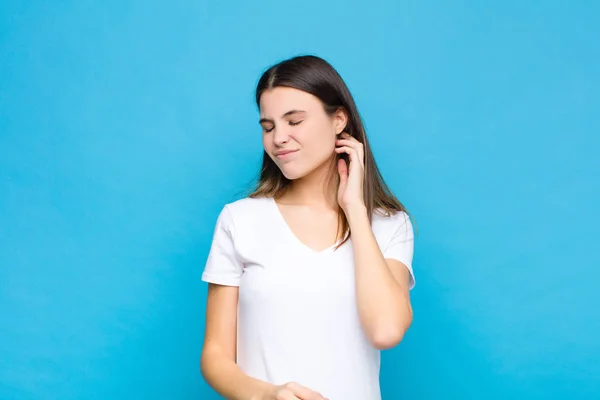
[{"left": 274, "top": 149, "right": 299, "bottom": 160}]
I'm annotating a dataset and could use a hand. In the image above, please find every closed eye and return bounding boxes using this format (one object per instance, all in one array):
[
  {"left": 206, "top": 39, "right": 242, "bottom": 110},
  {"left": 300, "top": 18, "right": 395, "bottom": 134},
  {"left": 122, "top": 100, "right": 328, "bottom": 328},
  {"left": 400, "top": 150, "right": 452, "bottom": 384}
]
[
  {"left": 260, "top": 120, "right": 302, "bottom": 133},
  {"left": 261, "top": 123, "right": 275, "bottom": 133}
]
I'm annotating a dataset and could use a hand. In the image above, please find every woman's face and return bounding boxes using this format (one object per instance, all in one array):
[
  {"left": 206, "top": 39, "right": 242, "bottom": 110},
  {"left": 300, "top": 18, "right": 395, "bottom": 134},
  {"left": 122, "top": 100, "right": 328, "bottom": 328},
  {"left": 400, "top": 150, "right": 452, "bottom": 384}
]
[{"left": 259, "top": 87, "right": 346, "bottom": 180}]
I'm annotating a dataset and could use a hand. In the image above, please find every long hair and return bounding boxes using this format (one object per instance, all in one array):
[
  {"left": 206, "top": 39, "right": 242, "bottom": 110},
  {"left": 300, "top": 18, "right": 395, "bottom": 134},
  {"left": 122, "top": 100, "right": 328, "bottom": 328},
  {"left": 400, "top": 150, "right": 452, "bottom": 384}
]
[{"left": 249, "top": 55, "right": 412, "bottom": 248}]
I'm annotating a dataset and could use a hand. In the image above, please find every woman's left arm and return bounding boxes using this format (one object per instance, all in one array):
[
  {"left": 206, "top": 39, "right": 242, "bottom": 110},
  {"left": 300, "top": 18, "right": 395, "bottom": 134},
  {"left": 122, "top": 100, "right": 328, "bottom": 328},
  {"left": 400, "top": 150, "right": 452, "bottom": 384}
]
[
  {"left": 335, "top": 132, "right": 413, "bottom": 350},
  {"left": 347, "top": 206, "right": 413, "bottom": 350}
]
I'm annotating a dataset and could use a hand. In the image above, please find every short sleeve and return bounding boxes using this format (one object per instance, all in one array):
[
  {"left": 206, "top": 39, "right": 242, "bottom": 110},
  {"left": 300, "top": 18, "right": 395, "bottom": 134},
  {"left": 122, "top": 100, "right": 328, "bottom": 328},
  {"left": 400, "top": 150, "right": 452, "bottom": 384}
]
[
  {"left": 201, "top": 205, "right": 244, "bottom": 286},
  {"left": 382, "top": 212, "right": 415, "bottom": 290}
]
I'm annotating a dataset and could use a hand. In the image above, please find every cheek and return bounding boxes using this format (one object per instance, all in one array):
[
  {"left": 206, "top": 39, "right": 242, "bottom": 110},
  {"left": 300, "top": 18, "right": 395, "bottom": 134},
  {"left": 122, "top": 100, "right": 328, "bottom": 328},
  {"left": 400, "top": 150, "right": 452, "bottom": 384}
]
[
  {"left": 263, "top": 135, "right": 275, "bottom": 155},
  {"left": 297, "top": 132, "right": 335, "bottom": 161},
  {"left": 262, "top": 136, "right": 277, "bottom": 164},
  {"left": 291, "top": 122, "right": 335, "bottom": 152}
]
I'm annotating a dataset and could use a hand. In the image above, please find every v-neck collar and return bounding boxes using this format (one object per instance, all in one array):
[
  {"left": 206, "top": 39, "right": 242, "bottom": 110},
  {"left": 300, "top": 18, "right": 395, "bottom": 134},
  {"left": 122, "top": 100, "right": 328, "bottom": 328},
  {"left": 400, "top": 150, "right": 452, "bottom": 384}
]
[{"left": 269, "top": 197, "right": 341, "bottom": 255}]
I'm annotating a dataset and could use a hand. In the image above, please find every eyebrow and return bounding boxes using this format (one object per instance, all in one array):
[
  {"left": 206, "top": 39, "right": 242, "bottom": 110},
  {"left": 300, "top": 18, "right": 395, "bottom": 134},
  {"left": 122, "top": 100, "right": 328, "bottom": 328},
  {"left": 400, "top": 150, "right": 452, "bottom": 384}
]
[{"left": 259, "top": 110, "right": 306, "bottom": 124}]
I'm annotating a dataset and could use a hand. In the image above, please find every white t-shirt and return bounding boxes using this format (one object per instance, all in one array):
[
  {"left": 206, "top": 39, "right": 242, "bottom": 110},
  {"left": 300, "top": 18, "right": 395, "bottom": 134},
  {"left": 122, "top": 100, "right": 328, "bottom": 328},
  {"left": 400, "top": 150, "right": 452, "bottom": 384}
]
[{"left": 202, "top": 196, "right": 415, "bottom": 400}]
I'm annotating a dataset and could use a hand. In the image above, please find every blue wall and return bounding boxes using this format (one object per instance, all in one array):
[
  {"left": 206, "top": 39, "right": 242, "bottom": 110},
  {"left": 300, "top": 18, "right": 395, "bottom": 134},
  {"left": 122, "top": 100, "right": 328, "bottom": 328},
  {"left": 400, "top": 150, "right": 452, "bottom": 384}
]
[{"left": 1, "top": 1, "right": 598, "bottom": 399}]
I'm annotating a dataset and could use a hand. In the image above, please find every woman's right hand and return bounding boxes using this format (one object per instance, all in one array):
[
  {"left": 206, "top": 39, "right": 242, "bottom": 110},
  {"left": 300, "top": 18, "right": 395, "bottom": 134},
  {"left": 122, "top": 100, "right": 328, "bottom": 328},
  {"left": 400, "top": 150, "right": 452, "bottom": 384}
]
[{"left": 266, "top": 382, "right": 328, "bottom": 400}]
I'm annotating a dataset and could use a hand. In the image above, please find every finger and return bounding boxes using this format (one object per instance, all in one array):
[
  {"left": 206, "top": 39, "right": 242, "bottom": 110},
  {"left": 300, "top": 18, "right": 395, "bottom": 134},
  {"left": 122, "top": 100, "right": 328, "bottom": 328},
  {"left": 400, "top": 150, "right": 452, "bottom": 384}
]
[
  {"left": 336, "top": 137, "right": 361, "bottom": 146},
  {"left": 339, "top": 132, "right": 364, "bottom": 151},
  {"left": 336, "top": 137, "right": 364, "bottom": 163},
  {"left": 278, "top": 389, "right": 301, "bottom": 400},
  {"left": 337, "top": 158, "right": 348, "bottom": 184},
  {"left": 287, "top": 383, "right": 326, "bottom": 400},
  {"left": 339, "top": 132, "right": 358, "bottom": 143},
  {"left": 334, "top": 145, "right": 360, "bottom": 166}
]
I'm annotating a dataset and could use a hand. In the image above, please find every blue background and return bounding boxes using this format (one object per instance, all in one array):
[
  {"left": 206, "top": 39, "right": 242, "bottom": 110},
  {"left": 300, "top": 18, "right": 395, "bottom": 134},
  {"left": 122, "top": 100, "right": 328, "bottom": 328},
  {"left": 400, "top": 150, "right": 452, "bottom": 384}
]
[{"left": 1, "top": 1, "right": 599, "bottom": 399}]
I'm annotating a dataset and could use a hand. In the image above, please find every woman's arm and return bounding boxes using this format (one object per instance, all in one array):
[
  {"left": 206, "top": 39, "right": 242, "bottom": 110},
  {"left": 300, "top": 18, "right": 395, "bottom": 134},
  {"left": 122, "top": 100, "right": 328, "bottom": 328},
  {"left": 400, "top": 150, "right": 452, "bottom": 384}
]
[
  {"left": 347, "top": 207, "right": 413, "bottom": 350},
  {"left": 201, "top": 284, "right": 328, "bottom": 400},
  {"left": 335, "top": 132, "right": 413, "bottom": 350},
  {"left": 200, "top": 284, "right": 273, "bottom": 400}
]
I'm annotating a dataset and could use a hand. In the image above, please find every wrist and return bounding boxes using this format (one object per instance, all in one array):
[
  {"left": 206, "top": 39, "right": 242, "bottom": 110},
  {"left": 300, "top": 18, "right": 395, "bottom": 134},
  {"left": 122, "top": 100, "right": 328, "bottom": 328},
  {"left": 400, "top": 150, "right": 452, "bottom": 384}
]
[
  {"left": 253, "top": 382, "right": 276, "bottom": 400},
  {"left": 344, "top": 202, "right": 367, "bottom": 218},
  {"left": 344, "top": 203, "right": 368, "bottom": 221}
]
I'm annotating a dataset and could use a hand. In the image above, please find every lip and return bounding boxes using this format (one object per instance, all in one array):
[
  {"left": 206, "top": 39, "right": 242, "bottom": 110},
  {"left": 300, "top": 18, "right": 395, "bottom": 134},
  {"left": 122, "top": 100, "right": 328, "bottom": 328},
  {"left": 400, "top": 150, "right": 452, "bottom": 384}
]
[{"left": 274, "top": 149, "right": 298, "bottom": 159}]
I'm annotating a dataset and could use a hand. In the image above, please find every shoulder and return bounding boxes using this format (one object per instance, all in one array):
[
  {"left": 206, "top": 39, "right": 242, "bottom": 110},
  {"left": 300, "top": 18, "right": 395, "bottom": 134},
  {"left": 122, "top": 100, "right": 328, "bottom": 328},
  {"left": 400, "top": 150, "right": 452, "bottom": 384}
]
[
  {"left": 372, "top": 209, "right": 411, "bottom": 230},
  {"left": 371, "top": 208, "right": 414, "bottom": 242},
  {"left": 217, "top": 196, "right": 274, "bottom": 231},
  {"left": 223, "top": 196, "right": 272, "bottom": 216}
]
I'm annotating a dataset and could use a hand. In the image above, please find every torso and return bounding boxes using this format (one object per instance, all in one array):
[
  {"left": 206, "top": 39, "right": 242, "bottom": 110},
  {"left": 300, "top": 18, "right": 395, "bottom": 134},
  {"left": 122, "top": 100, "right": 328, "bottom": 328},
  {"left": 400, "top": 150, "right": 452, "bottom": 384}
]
[{"left": 226, "top": 197, "right": 388, "bottom": 400}]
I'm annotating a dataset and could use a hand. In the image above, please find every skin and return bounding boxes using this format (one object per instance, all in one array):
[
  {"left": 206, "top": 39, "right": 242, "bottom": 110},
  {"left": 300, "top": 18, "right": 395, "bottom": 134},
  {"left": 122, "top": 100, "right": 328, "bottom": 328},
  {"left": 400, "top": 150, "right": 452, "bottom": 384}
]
[{"left": 201, "top": 87, "right": 413, "bottom": 400}]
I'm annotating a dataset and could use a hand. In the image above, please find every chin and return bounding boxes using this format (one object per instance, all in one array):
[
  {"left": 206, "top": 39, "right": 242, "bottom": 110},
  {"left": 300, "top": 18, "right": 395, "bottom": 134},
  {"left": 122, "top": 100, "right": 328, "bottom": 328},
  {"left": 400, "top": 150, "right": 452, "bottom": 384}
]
[
  {"left": 280, "top": 170, "right": 303, "bottom": 180},
  {"left": 279, "top": 165, "right": 308, "bottom": 181}
]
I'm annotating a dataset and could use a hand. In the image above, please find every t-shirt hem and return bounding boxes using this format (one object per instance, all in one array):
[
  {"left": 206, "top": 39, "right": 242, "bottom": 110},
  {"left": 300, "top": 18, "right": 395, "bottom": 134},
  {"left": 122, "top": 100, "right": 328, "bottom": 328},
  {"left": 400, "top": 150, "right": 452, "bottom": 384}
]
[
  {"left": 201, "top": 273, "right": 241, "bottom": 287},
  {"left": 383, "top": 257, "right": 415, "bottom": 290}
]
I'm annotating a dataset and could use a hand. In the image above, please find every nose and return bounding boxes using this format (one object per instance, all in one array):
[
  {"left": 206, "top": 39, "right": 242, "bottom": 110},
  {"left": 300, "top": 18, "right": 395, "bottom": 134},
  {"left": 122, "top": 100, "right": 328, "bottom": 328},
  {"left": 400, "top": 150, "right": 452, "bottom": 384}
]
[{"left": 272, "top": 125, "right": 291, "bottom": 146}]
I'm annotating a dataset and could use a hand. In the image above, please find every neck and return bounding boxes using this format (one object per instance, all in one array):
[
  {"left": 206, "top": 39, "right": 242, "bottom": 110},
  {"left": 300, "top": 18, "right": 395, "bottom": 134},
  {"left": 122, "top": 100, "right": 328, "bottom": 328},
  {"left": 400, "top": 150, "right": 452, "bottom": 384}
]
[{"left": 283, "top": 159, "right": 338, "bottom": 210}]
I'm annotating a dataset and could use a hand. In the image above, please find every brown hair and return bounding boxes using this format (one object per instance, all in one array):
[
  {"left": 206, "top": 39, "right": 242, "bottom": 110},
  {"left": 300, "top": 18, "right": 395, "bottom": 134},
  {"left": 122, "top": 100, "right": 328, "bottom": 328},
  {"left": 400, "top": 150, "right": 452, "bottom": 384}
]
[{"left": 249, "top": 55, "right": 413, "bottom": 248}]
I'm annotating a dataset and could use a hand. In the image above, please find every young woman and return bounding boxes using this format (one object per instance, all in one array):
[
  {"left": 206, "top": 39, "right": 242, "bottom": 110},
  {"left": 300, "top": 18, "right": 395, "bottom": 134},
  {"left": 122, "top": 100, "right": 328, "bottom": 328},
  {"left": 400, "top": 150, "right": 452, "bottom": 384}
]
[{"left": 200, "top": 55, "right": 415, "bottom": 400}]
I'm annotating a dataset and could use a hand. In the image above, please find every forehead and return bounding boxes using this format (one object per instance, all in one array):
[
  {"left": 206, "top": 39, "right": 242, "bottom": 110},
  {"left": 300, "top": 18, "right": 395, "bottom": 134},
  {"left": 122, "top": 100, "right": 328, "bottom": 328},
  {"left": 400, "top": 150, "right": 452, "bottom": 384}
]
[{"left": 259, "top": 87, "right": 322, "bottom": 117}]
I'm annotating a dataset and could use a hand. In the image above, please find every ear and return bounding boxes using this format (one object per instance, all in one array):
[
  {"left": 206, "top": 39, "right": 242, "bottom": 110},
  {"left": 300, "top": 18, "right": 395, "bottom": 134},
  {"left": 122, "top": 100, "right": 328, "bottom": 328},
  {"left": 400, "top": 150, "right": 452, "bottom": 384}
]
[{"left": 333, "top": 108, "right": 348, "bottom": 135}]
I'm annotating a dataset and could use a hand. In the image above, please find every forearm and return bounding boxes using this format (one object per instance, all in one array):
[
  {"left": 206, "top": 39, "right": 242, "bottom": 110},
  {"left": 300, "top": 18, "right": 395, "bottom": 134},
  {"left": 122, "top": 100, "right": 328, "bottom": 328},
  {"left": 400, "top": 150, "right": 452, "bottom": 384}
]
[
  {"left": 347, "top": 206, "right": 412, "bottom": 349},
  {"left": 201, "top": 348, "right": 273, "bottom": 400}
]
